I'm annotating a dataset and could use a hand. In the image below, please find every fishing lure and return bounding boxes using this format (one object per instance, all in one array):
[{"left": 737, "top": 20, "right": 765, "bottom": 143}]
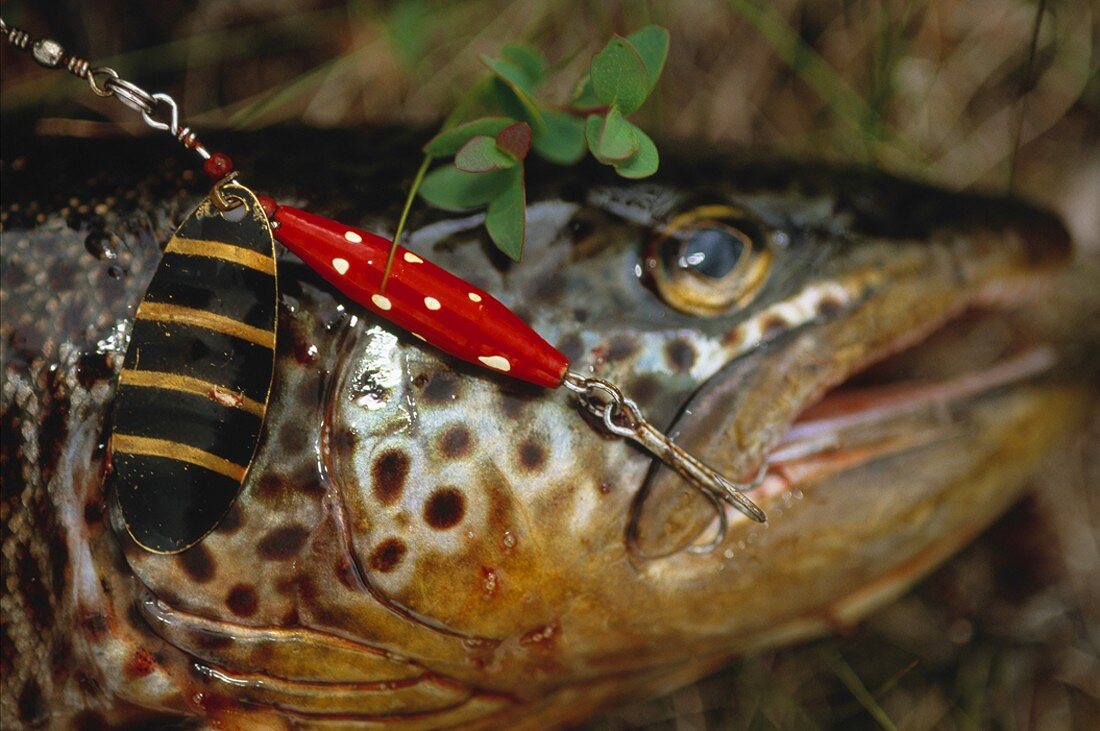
[{"left": 2, "top": 19, "right": 765, "bottom": 553}]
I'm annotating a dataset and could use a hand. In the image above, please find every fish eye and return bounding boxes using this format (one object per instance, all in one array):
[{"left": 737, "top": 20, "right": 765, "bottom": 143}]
[{"left": 646, "top": 205, "right": 772, "bottom": 316}]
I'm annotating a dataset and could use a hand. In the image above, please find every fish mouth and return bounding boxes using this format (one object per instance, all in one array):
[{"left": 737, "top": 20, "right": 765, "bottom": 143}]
[{"left": 630, "top": 208, "right": 1078, "bottom": 559}]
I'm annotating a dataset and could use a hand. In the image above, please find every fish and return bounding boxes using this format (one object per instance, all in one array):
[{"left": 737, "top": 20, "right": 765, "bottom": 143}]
[{"left": 1, "top": 128, "right": 1095, "bottom": 729}]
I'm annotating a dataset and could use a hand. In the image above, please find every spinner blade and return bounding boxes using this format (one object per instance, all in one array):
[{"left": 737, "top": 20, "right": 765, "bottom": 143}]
[{"left": 110, "top": 183, "right": 278, "bottom": 553}]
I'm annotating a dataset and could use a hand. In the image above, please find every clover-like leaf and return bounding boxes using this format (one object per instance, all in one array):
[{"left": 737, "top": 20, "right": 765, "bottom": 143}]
[
  {"left": 481, "top": 55, "right": 546, "bottom": 134},
  {"left": 597, "top": 106, "right": 640, "bottom": 162},
  {"left": 495, "top": 121, "right": 532, "bottom": 160},
  {"left": 485, "top": 167, "right": 526, "bottom": 261},
  {"left": 612, "top": 126, "right": 659, "bottom": 179},
  {"left": 501, "top": 44, "right": 546, "bottom": 89},
  {"left": 454, "top": 135, "right": 517, "bottom": 173},
  {"left": 626, "top": 26, "right": 670, "bottom": 94},
  {"left": 590, "top": 36, "right": 649, "bottom": 114},
  {"left": 533, "top": 111, "right": 586, "bottom": 165},
  {"left": 419, "top": 164, "right": 511, "bottom": 211},
  {"left": 424, "top": 116, "right": 515, "bottom": 157}
]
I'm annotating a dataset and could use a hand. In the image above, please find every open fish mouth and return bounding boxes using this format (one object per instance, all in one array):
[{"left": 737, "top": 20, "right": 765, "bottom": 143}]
[{"left": 629, "top": 204, "right": 1079, "bottom": 561}]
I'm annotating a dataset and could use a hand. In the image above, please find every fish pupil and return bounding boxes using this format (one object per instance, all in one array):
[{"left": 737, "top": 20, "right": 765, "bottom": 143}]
[{"left": 679, "top": 227, "right": 744, "bottom": 278}]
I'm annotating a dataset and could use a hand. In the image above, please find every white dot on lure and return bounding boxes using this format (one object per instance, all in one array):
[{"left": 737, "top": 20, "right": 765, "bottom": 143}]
[
  {"left": 403, "top": 251, "right": 423, "bottom": 264},
  {"left": 424, "top": 296, "right": 441, "bottom": 311},
  {"left": 468, "top": 292, "right": 482, "bottom": 303},
  {"left": 479, "top": 355, "right": 511, "bottom": 372},
  {"left": 344, "top": 231, "right": 362, "bottom": 244},
  {"left": 332, "top": 258, "right": 350, "bottom": 275},
  {"left": 371, "top": 294, "right": 392, "bottom": 311}
]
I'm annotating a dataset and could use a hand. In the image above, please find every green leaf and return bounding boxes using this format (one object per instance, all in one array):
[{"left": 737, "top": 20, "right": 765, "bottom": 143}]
[
  {"left": 626, "top": 26, "right": 670, "bottom": 94},
  {"left": 419, "top": 164, "right": 511, "bottom": 211},
  {"left": 454, "top": 135, "right": 517, "bottom": 172},
  {"left": 486, "top": 168, "right": 526, "bottom": 261},
  {"left": 597, "top": 106, "right": 640, "bottom": 162},
  {"left": 590, "top": 36, "right": 649, "bottom": 114},
  {"left": 533, "top": 111, "right": 586, "bottom": 165},
  {"left": 481, "top": 55, "right": 547, "bottom": 134},
  {"left": 495, "top": 121, "right": 532, "bottom": 160},
  {"left": 501, "top": 44, "right": 546, "bottom": 88},
  {"left": 585, "top": 113, "right": 605, "bottom": 161},
  {"left": 570, "top": 75, "right": 603, "bottom": 110},
  {"left": 612, "top": 127, "right": 659, "bottom": 179},
  {"left": 424, "top": 117, "right": 515, "bottom": 157}
]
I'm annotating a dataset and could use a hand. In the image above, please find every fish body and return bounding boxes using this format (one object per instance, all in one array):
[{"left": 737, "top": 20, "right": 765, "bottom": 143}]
[{"left": 1, "top": 129, "right": 1094, "bottom": 729}]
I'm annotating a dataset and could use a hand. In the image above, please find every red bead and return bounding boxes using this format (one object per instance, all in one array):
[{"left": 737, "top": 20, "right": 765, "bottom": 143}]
[
  {"left": 256, "top": 195, "right": 278, "bottom": 219},
  {"left": 203, "top": 152, "right": 234, "bottom": 180},
  {"left": 270, "top": 204, "right": 569, "bottom": 388}
]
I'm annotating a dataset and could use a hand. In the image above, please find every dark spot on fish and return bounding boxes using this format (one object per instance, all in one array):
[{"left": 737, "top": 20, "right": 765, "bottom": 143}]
[
  {"left": 372, "top": 449, "right": 409, "bottom": 506},
  {"left": 37, "top": 368, "right": 69, "bottom": 491},
  {"left": 556, "top": 333, "right": 584, "bottom": 363},
  {"left": 723, "top": 325, "right": 745, "bottom": 347},
  {"left": 421, "top": 371, "right": 461, "bottom": 404},
  {"left": 177, "top": 544, "right": 215, "bottom": 583},
  {"left": 214, "top": 503, "right": 243, "bottom": 535},
  {"left": 83, "top": 500, "right": 103, "bottom": 526},
  {"left": 333, "top": 427, "right": 358, "bottom": 456},
  {"left": 17, "top": 677, "right": 45, "bottom": 725},
  {"left": 606, "top": 335, "right": 637, "bottom": 361},
  {"left": 278, "top": 420, "right": 309, "bottom": 454},
  {"left": 533, "top": 273, "right": 565, "bottom": 303},
  {"left": 76, "top": 351, "right": 114, "bottom": 389},
  {"left": 257, "top": 525, "right": 310, "bottom": 560},
  {"left": 627, "top": 374, "right": 658, "bottom": 408},
  {"left": 665, "top": 338, "right": 696, "bottom": 372},
  {"left": 518, "top": 439, "right": 547, "bottom": 471},
  {"left": 761, "top": 314, "right": 788, "bottom": 337},
  {"left": 17, "top": 547, "right": 53, "bottom": 631},
  {"left": 50, "top": 637, "right": 73, "bottom": 679},
  {"left": 424, "top": 487, "right": 465, "bottom": 530},
  {"left": 438, "top": 424, "right": 473, "bottom": 459},
  {"left": 368, "top": 538, "right": 407, "bottom": 573},
  {"left": 80, "top": 610, "right": 108, "bottom": 641},
  {"left": 573, "top": 308, "right": 589, "bottom": 323},
  {"left": 254, "top": 473, "right": 287, "bottom": 503},
  {"left": 225, "top": 584, "right": 259, "bottom": 617},
  {"left": 0, "top": 622, "right": 14, "bottom": 676},
  {"left": 74, "top": 671, "right": 102, "bottom": 700},
  {"left": 817, "top": 295, "right": 844, "bottom": 317}
]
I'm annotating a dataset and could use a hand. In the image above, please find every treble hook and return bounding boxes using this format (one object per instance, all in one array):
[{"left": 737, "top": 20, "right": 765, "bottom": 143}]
[{"left": 563, "top": 372, "right": 767, "bottom": 550}]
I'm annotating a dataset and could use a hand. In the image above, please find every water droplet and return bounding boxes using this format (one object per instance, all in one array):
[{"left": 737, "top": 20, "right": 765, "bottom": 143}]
[
  {"left": 723, "top": 548, "right": 735, "bottom": 559},
  {"left": 502, "top": 531, "right": 516, "bottom": 549},
  {"left": 106, "top": 264, "right": 125, "bottom": 280}
]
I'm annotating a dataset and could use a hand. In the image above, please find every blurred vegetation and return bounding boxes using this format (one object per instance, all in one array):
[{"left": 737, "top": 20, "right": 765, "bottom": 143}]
[{"left": 1, "top": 1, "right": 1098, "bottom": 728}]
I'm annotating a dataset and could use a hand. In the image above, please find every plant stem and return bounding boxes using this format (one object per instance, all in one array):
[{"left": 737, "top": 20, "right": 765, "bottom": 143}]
[{"left": 381, "top": 154, "right": 433, "bottom": 290}]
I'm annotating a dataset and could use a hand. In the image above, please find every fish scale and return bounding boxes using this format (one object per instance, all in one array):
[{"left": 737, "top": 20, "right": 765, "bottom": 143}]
[{"left": 2, "top": 130, "right": 1091, "bottom": 728}]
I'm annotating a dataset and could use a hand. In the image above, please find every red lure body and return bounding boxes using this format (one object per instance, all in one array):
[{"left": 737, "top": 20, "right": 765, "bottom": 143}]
[{"left": 260, "top": 199, "right": 568, "bottom": 388}]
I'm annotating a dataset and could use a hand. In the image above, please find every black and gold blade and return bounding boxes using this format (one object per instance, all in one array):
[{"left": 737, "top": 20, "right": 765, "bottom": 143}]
[{"left": 110, "top": 182, "right": 277, "bottom": 553}]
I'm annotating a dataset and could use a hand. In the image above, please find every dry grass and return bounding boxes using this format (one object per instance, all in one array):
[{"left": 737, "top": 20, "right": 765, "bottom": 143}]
[{"left": 1, "top": 2, "right": 1098, "bottom": 728}]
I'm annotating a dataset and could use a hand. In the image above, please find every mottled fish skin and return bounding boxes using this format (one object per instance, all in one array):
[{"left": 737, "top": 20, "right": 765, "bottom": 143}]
[{"left": 1, "top": 129, "right": 1092, "bottom": 729}]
